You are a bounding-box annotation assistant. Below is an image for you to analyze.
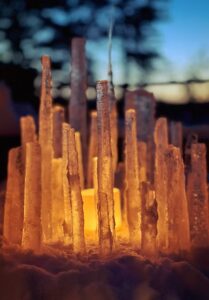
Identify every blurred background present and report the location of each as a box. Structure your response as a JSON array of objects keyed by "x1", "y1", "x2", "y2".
[{"x1": 0, "y1": 0, "x2": 209, "y2": 179}]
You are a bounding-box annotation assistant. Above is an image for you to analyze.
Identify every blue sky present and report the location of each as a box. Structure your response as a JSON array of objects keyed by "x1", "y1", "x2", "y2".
[
  {"x1": 113, "y1": 0, "x2": 209, "y2": 102},
  {"x1": 1, "y1": 0, "x2": 208, "y2": 87},
  {"x1": 36, "y1": 0, "x2": 209, "y2": 101},
  {"x1": 1, "y1": 0, "x2": 208, "y2": 101},
  {"x1": 92, "y1": 0, "x2": 209, "y2": 86},
  {"x1": 153, "y1": 0, "x2": 209, "y2": 82}
]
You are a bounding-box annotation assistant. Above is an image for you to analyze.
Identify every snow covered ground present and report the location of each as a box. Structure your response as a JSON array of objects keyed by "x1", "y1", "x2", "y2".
[{"x1": 0, "y1": 246, "x2": 209, "y2": 300}]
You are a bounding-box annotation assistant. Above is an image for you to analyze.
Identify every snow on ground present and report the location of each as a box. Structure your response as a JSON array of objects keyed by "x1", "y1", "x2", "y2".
[{"x1": 1, "y1": 246, "x2": 209, "y2": 300}]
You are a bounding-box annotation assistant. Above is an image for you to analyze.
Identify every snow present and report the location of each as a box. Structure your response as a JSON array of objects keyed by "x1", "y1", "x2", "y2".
[{"x1": 0, "y1": 246, "x2": 209, "y2": 299}]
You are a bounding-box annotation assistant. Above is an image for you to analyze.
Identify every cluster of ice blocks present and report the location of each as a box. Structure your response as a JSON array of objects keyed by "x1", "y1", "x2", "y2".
[{"x1": 3, "y1": 38, "x2": 209, "y2": 256}]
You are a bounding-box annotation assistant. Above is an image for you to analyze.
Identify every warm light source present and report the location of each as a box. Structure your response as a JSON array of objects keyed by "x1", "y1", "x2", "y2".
[
  {"x1": 3, "y1": 38, "x2": 209, "y2": 258},
  {"x1": 82, "y1": 188, "x2": 121, "y2": 233}
]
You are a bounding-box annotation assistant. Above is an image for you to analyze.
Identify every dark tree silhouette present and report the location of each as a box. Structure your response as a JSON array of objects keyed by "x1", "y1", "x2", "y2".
[{"x1": 0, "y1": 0, "x2": 168, "y2": 85}]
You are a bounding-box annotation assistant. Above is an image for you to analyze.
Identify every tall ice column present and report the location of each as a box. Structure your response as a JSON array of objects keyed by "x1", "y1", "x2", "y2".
[
  {"x1": 62, "y1": 123, "x2": 73, "y2": 244},
  {"x1": 165, "y1": 145, "x2": 190, "y2": 253},
  {"x1": 39, "y1": 55, "x2": 54, "y2": 242},
  {"x1": 68, "y1": 127, "x2": 85, "y2": 253},
  {"x1": 3, "y1": 147, "x2": 24, "y2": 245},
  {"x1": 187, "y1": 143, "x2": 209, "y2": 249},
  {"x1": 96, "y1": 80, "x2": 115, "y2": 254},
  {"x1": 22, "y1": 142, "x2": 41, "y2": 251},
  {"x1": 125, "y1": 109, "x2": 141, "y2": 248},
  {"x1": 154, "y1": 117, "x2": 169, "y2": 252}
]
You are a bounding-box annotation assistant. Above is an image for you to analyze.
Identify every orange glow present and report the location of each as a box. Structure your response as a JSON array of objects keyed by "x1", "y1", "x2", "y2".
[
  {"x1": 3, "y1": 40, "x2": 208, "y2": 257},
  {"x1": 82, "y1": 188, "x2": 121, "y2": 234}
]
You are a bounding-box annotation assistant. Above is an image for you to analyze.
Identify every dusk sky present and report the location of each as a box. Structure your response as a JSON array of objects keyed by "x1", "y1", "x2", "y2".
[
  {"x1": 0, "y1": 0, "x2": 209, "y2": 103},
  {"x1": 156, "y1": 0, "x2": 209, "y2": 81},
  {"x1": 97, "y1": 0, "x2": 209, "y2": 86},
  {"x1": 111, "y1": 0, "x2": 209, "y2": 103}
]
